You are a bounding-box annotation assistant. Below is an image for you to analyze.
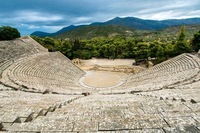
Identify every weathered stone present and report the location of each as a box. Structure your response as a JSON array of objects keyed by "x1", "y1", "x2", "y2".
[
  {"x1": 191, "y1": 99, "x2": 197, "y2": 104},
  {"x1": 181, "y1": 98, "x2": 186, "y2": 102},
  {"x1": 1, "y1": 37, "x2": 200, "y2": 132},
  {"x1": 164, "y1": 125, "x2": 200, "y2": 133},
  {"x1": 164, "y1": 117, "x2": 199, "y2": 127}
]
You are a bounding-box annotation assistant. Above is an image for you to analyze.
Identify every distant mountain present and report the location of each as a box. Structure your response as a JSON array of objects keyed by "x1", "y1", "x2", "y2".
[
  {"x1": 31, "y1": 17, "x2": 200, "y2": 38},
  {"x1": 54, "y1": 25, "x2": 87, "y2": 35},
  {"x1": 91, "y1": 17, "x2": 165, "y2": 30},
  {"x1": 31, "y1": 25, "x2": 84, "y2": 37},
  {"x1": 31, "y1": 31, "x2": 51, "y2": 37},
  {"x1": 55, "y1": 25, "x2": 150, "y2": 39},
  {"x1": 55, "y1": 24, "x2": 200, "y2": 40},
  {"x1": 92, "y1": 17, "x2": 200, "y2": 30}
]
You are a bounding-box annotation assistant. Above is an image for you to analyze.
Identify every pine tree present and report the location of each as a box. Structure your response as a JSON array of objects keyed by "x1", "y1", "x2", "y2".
[
  {"x1": 191, "y1": 30, "x2": 200, "y2": 52},
  {"x1": 174, "y1": 26, "x2": 191, "y2": 55}
]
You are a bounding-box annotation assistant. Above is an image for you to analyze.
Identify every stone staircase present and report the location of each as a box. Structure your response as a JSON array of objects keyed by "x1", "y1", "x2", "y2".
[{"x1": 0, "y1": 90, "x2": 83, "y2": 131}]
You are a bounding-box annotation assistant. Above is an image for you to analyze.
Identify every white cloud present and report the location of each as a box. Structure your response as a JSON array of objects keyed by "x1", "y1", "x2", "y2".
[
  {"x1": 4, "y1": 11, "x2": 64, "y2": 23},
  {"x1": 185, "y1": 10, "x2": 200, "y2": 18},
  {"x1": 20, "y1": 11, "x2": 63, "y2": 22},
  {"x1": 1, "y1": 0, "x2": 200, "y2": 35},
  {"x1": 139, "y1": 10, "x2": 182, "y2": 20},
  {"x1": 72, "y1": 16, "x2": 93, "y2": 24},
  {"x1": 19, "y1": 23, "x2": 63, "y2": 32},
  {"x1": 41, "y1": 26, "x2": 64, "y2": 32}
]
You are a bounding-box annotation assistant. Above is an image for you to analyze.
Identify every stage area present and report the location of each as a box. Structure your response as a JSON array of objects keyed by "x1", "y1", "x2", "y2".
[{"x1": 80, "y1": 71, "x2": 127, "y2": 88}]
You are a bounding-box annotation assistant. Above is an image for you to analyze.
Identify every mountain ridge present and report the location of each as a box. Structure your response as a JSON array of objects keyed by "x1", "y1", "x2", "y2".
[
  {"x1": 31, "y1": 17, "x2": 200, "y2": 37},
  {"x1": 54, "y1": 25, "x2": 150, "y2": 39}
]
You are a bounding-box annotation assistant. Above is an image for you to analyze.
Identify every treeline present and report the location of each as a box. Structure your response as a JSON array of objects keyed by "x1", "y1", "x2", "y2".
[
  {"x1": 32, "y1": 26, "x2": 200, "y2": 63},
  {"x1": 0, "y1": 26, "x2": 20, "y2": 40}
]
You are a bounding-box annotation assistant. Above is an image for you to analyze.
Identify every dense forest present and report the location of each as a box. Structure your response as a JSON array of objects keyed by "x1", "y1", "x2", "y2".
[{"x1": 32, "y1": 26, "x2": 200, "y2": 64}]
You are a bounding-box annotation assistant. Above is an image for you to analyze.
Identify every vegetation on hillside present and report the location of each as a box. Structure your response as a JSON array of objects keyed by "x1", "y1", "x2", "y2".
[
  {"x1": 32, "y1": 26, "x2": 200, "y2": 65},
  {"x1": 143, "y1": 24, "x2": 200, "y2": 42},
  {"x1": 55, "y1": 25, "x2": 150, "y2": 39},
  {"x1": 0, "y1": 26, "x2": 20, "y2": 40},
  {"x1": 53, "y1": 24, "x2": 200, "y2": 41},
  {"x1": 31, "y1": 17, "x2": 200, "y2": 37}
]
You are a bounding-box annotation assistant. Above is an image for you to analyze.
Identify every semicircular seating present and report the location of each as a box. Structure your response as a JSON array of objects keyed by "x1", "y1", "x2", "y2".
[
  {"x1": 0, "y1": 36, "x2": 48, "y2": 90},
  {"x1": 2, "y1": 52, "x2": 90, "y2": 94},
  {"x1": 1, "y1": 37, "x2": 200, "y2": 132},
  {"x1": 101, "y1": 53, "x2": 200, "y2": 94},
  {"x1": 0, "y1": 37, "x2": 95, "y2": 94}
]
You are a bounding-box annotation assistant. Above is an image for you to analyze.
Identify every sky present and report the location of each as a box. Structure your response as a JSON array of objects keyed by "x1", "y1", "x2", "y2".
[{"x1": 0, "y1": 0, "x2": 200, "y2": 35}]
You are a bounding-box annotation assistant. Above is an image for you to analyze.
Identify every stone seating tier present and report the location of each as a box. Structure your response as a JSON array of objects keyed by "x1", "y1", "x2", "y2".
[
  {"x1": 1, "y1": 37, "x2": 200, "y2": 132},
  {"x1": 1, "y1": 52, "x2": 87, "y2": 94},
  {"x1": 116, "y1": 54, "x2": 200, "y2": 92},
  {"x1": 6, "y1": 94, "x2": 200, "y2": 132},
  {"x1": 0, "y1": 90, "x2": 82, "y2": 131},
  {"x1": 0, "y1": 36, "x2": 47, "y2": 63},
  {"x1": 0, "y1": 36, "x2": 48, "y2": 89}
]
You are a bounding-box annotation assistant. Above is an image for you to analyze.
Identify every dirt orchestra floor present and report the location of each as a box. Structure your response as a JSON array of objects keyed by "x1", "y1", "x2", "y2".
[{"x1": 82, "y1": 71, "x2": 128, "y2": 88}]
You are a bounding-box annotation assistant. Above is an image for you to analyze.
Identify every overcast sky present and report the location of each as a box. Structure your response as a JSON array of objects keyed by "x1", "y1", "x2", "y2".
[{"x1": 0, "y1": 0, "x2": 200, "y2": 35}]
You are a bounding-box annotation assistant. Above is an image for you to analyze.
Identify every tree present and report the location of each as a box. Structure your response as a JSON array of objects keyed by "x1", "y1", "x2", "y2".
[
  {"x1": 60, "y1": 40, "x2": 73, "y2": 59},
  {"x1": 0, "y1": 26, "x2": 20, "y2": 40},
  {"x1": 177, "y1": 26, "x2": 186, "y2": 42},
  {"x1": 174, "y1": 26, "x2": 191, "y2": 55},
  {"x1": 156, "y1": 45, "x2": 165, "y2": 62},
  {"x1": 73, "y1": 50, "x2": 92, "y2": 59},
  {"x1": 191, "y1": 30, "x2": 200, "y2": 52},
  {"x1": 149, "y1": 41, "x2": 160, "y2": 58},
  {"x1": 165, "y1": 43, "x2": 175, "y2": 58},
  {"x1": 42, "y1": 37, "x2": 55, "y2": 52},
  {"x1": 136, "y1": 42, "x2": 149, "y2": 60}
]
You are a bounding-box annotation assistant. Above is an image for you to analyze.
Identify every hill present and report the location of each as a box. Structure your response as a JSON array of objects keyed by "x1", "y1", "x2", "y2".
[
  {"x1": 31, "y1": 25, "x2": 85, "y2": 37},
  {"x1": 55, "y1": 25, "x2": 150, "y2": 39},
  {"x1": 53, "y1": 24, "x2": 200, "y2": 40},
  {"x1": 31, "y1": 17, "x2": 200, "y2": 37},
  {"x1": 31, "y1": 31, "x2": 51, "y2": 37},
  {"x1": 93, "y1": 17, "x2": 200, "y2": 30},
  {"x1": 142, "y1": 24, "x2": 200, "y2": 41}
]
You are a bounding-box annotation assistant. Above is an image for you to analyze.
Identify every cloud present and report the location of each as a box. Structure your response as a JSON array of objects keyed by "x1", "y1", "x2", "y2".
[
  {"x1": 0, "y1": 0, "x2": 200, "y2": 35},
  {"x1": 17, "y1": 11, "x2": 63, "y2": 22},
  {"x1": 140, "y1": 10, "x2": 182, "y2": 20},
  {"x1": 1, "y1": 11, "x2": 64, "y2": 24}
]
